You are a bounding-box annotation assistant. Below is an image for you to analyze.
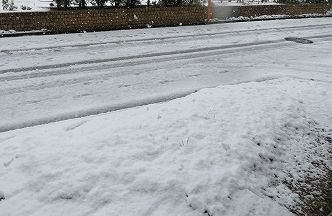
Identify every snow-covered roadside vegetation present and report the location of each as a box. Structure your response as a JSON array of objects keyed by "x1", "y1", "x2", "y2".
[
  {"x1": 0, "y1": 0, "x2": 328, "y2": 13},
  {"x1": 0, "y1": 77, "x2": 330, "y2": 216},
  {"x1": 0, "y1": 0, "x2": 51, "y2": 12}
]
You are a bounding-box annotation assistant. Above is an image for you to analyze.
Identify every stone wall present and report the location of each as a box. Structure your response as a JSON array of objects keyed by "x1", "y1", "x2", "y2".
[
  {"x1": 1, "y1": 4, "x2": 330, "y2": 33},
  {"x1": 0, "y1": 6, "x2": 208, "y2": 32},
  {"x1": 212, "y1": 4, "x2": 332, "y2": 20}
]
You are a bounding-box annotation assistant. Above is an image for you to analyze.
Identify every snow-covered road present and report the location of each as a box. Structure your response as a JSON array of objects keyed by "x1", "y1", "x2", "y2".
[{"x1": 0, "y1": 17, "x2": 332, "y2": 132}]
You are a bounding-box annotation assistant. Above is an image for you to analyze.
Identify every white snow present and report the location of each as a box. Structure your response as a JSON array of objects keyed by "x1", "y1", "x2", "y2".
[
  {"x1": 0, "y1": 0, "x2": 278, "y2": 12},
  {"x1": 0, "y1": 77, "x2": 331, "y2": 216},
  {"x1": 1, "y1": 18, "x2": 332, "y2": 132},
  {"x1": 212, "y1": 0, "x2": 280, "y2": 7},
  {"x1": 0, "y1": 18, "x2": 331, "y2": 216},
  {"x1": 222, "y1": 14, "x2": 332, "y2": 21},
  {"x1": 0, "y1": 0, "x2": 51, "y2": 12}
]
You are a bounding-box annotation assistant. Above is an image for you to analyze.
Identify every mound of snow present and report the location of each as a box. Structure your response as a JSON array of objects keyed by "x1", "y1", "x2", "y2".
[{"x1": 0, "y1": 77, "x2": 331, "y2": 216}]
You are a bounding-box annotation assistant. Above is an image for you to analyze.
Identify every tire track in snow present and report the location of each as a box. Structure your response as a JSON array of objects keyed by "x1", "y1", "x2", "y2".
[
  {"x1": 0, "y1": 39, "x2": 285, "y2": 74},
  {"x1": 1, "y1": 23, "x2": 331, "y2": 54},
  {"x1": 1, "y1": 35, "x2": 331, "y2": 132},
  {"x1": 1, "y1": 33, "x2": 332, "y2": 84},
  {"x1": 0, "y1": 40, "x2": 288, "y2": 95}
]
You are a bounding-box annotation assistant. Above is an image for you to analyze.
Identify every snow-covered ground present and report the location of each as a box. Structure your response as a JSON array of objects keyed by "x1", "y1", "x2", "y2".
[
  {"x1": 212, "y1": 0, "x2": 279, "y2": 6},
  {"x1": 0, "y1": 18, "x2": 332, "y2": 215},
  {"x1": 0, "y1": 0, "x2": 51, "y2": 12},
  {"x1": 0, "y1": 0, "x2": 278, "y2": 12},
  {"x1": 223, "y1": 13, "x2": 332, "y2": 21},
  {"x1": 1, "y1": 77, "x2": 330, "y2": 216},
  {"x1": 1, "y1": 18, "x2": 332, "y2": 132}
]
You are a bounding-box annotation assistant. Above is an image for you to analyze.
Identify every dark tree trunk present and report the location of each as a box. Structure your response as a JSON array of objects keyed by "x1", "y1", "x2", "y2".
[
  {"x1": 81, "y1": 0, "x2": 86, "y2": 8},
  {"x1": 64, "y1": 0, "x2": 68, "y2": 8}
]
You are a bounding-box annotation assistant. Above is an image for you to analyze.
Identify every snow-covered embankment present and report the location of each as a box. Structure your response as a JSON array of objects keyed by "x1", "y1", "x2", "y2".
[{"x1": 0, "y1": 77, "x2": 331, "y2": 216}]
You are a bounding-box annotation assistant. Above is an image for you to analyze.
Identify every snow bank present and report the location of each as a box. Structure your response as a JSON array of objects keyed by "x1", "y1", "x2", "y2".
[
  {"x1": 217, "y1": 14, "x2": 332, "y2": 22},
  {"x1": 0, "y1": 78, "x2": 331, "y2": 216},
  {"x1": 212, "y1": 0, "x2": 279, "y2": 7}
]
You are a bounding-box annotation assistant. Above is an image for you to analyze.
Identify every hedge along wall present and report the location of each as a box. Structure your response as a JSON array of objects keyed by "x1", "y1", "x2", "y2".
[
  {"x1": 0, "y1": 6, "x2": 208, "y2": 32},
  {"x1": 212, "y1": 4, "x2": 332, "y2": 20}
]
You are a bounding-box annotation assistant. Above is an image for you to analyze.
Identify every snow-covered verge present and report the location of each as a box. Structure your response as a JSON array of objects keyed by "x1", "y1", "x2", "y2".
[
  {"x1": 212, "y1": 0, "x2": 279, "y2": 7},
  {"x1": 0, "y1": 0, "x2": 275, "y2": 12},
  {"x1": 0, "y1": 77, "x2": 331, "y2": 216},
  {"x1": 222, "y1": 13, "x2": 332, "y2": 21},
  {"x1": 0, "y1": 29, "x2": 48, "y2": 37},
  {"x1": 208, "y1": 12, "x2": 332, "y2": 22},
  {"x1": 0, "y1": 0, "x2": 51, "y2": 12},
  {"x1": 0, "y1": 29, "x2": 15, "y2": 34}
]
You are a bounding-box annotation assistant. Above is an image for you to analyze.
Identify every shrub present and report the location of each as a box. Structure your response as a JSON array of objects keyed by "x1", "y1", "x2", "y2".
[{"x1": 2, "y1": 0, "x2": 17, "y2": 10}]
